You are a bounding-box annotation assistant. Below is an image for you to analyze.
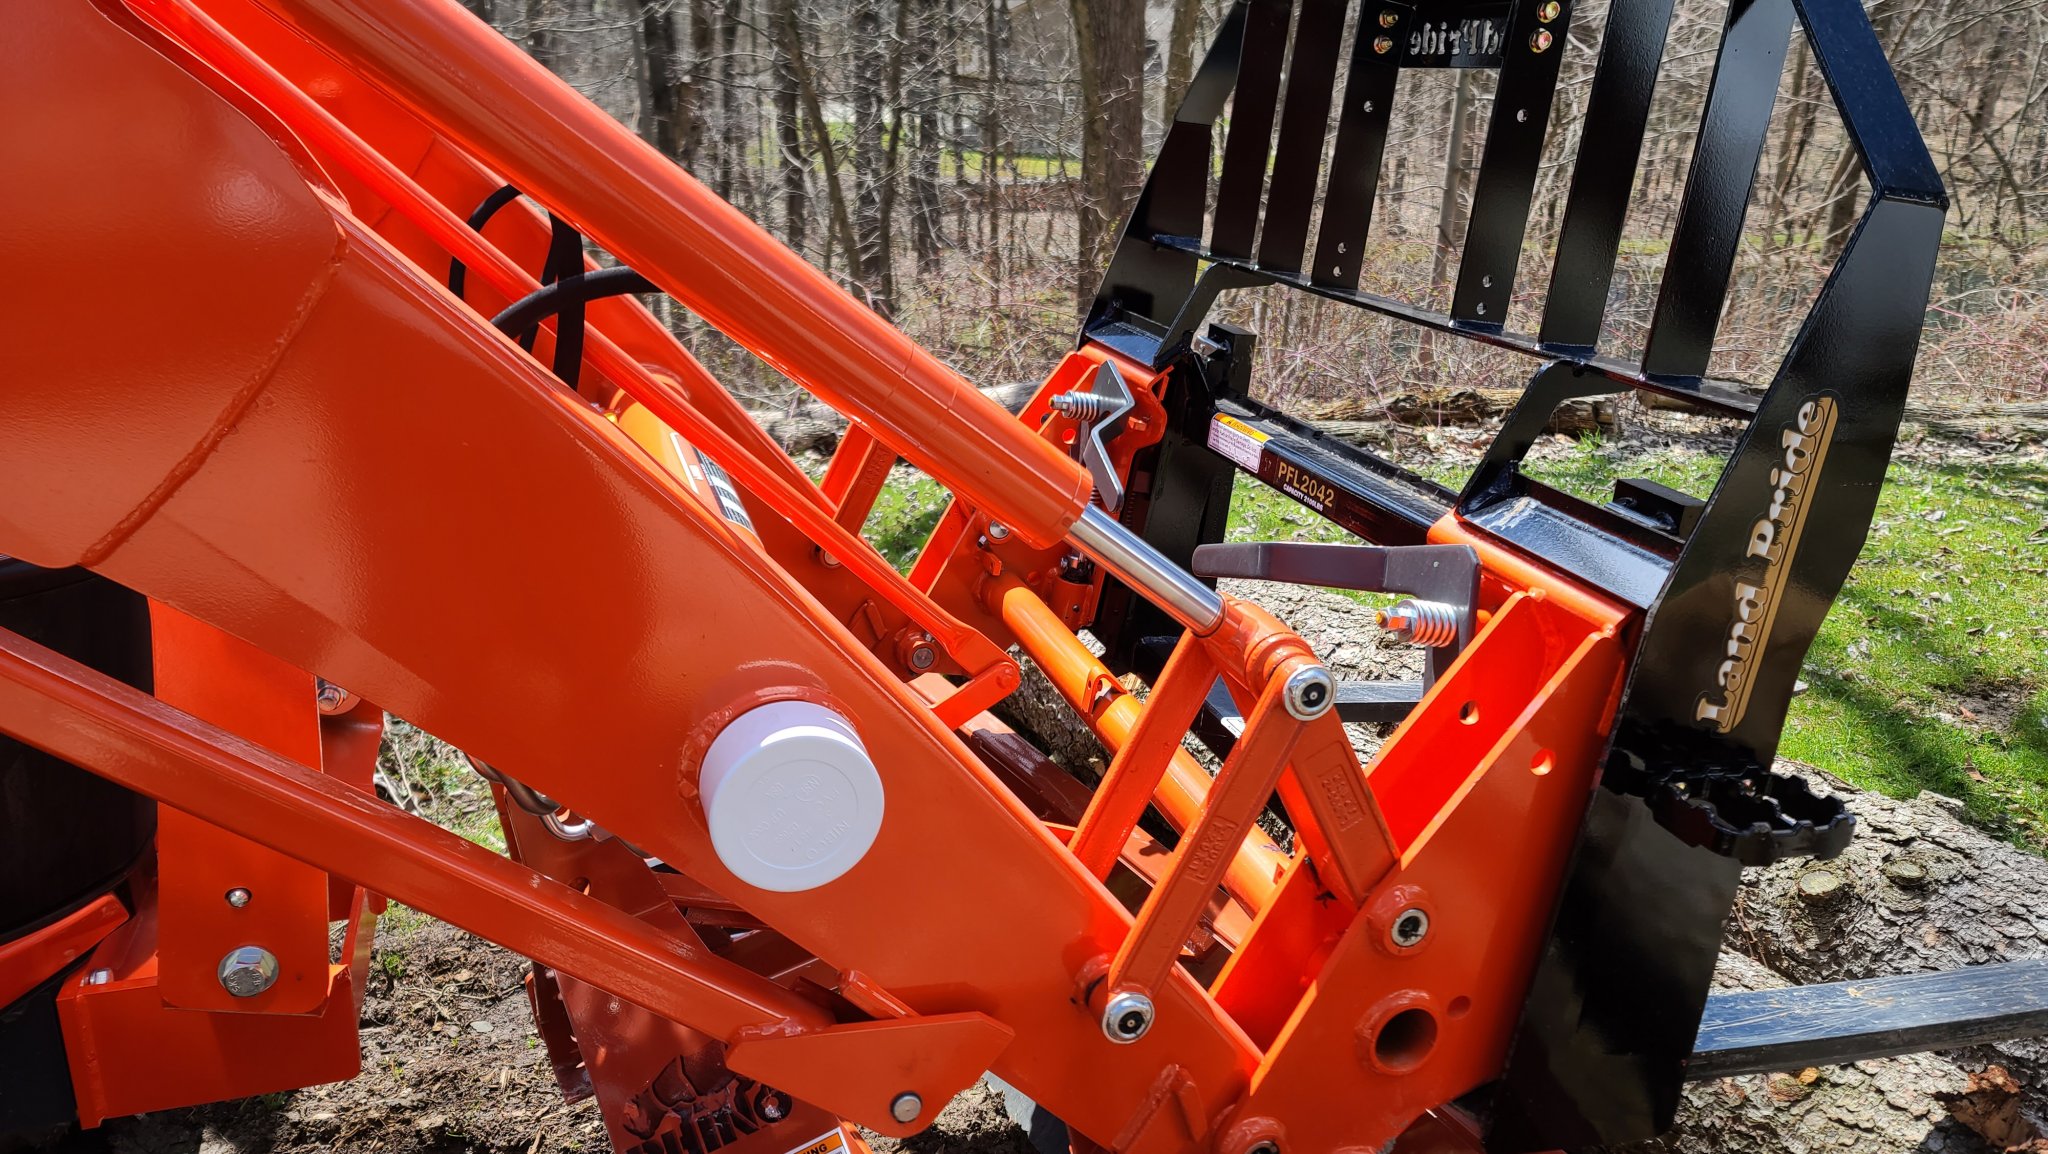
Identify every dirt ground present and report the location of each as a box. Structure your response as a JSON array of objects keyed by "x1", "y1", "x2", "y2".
[{"x1": 26, "y1": 916, "x2": 1030, "y2": 1154}]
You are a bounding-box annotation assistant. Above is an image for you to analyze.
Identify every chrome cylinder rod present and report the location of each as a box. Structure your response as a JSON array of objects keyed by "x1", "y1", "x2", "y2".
[{"x1": 1068, "y1": 506, "x2": 1227, "y2": 635}]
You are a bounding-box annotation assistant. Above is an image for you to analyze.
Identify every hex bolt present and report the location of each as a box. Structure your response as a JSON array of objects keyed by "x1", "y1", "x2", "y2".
[
  {"x1": 908, "y1": 641, "x2": 938, "y2": 671},
  {"x1": 1377, "y1": 9, "x2": 1399, "y2": 26},
  {"x1": 1101, "y1": 989, "x2": 1155, "y2": 1044},
  {"x1": 1373, "y1": 34, "x2": 1395, "y2": 54},
  {"x1": 1282, "y1": 665, "x2": 1335, "y2": 721},
  {"x1": 1537, "y1": 1, "x2": 1562, "y2": 21},
  {"x1": 225, "y1": 887, "x2": 253, "y2": 909},
  {"x1": 314, "y1": 679, "x2": 351, "y2": 715},
  {"x1": 217, "y1": 945, "x2": 280, "y2": 998},
  {"x1": 889, "y1": 1092, "x2": 923, "y2": 1124},
  {"x1": 1390, "y1": 907, "x2": 1430, "y2": 948},
  {"x1": 985, "y1": 521, "x2": 1012, "y2": 542},
  {"x1": 759, "y1": 1095, "x2": 789, "y2": 1123},
  {"x1": 1529, "y1": 28, "x2": 1554, "y2": 52}
]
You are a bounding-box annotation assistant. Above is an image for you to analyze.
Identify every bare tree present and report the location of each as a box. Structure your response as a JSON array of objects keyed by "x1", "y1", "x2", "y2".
[{"x1": 1069, "y1": 0, "x2": 1145, "y2": 314}]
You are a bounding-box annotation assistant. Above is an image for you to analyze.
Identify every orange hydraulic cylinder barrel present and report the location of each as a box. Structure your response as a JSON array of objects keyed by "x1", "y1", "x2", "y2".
[
  {"x1": 246, "y1": 0, "x2": 1093, "y2": 549},
  {"x1": 989, "y1": 576, "x2": 1284, "y2": 912}
]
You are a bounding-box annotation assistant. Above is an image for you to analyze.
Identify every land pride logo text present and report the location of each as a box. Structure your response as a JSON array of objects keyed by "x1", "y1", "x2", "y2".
[{"x1": 1695, "y1": 395, "x2": 1840, "y2": 733}]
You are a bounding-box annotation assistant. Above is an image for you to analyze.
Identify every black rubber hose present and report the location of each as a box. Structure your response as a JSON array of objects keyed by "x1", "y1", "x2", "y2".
[
  {"x1": 490, "y1": 266, "x2": 658, "y2": 349},
  {"x1": 445, "y1": 183, "x2": 525, "y2": 300}
]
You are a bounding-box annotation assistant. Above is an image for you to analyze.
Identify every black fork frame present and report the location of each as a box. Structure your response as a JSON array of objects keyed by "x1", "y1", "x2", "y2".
[{"x1": 1077, "y1": 0, "x2": 1950, "y2": 1148}]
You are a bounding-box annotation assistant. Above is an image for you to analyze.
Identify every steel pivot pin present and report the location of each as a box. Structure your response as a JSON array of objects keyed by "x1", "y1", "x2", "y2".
[
  {"x1": 1282, "y1": 665, "x2": 1335, "y2": 721},
  {"x1": 1391, "y1": 908, "x2": 1430, "y2": 948},
  {"x1": 1101, "y1": 989, "x2": 1155, "y2": 1043}
]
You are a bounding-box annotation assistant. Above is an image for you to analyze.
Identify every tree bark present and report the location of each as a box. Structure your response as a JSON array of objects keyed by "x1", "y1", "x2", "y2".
[
  {"x1": 1070, "y1": 0, "x2": 1146, "y2": 316},
  {"x1": 681, "y1": 0, "x2": 714, "y2": 172},
  {"x1": 716, "y1": 0, "x2": 742, "y2": 201},
  {"x1": 851, "y1": 0, "x2": 894, "y2": 316},
  {"x1": 769, "y1": 0, "x2": 807, "y2": 250},
  {"x1": 522, "y1": 0, "x2": 562, "y2": 77},
  {"x1": 772, "y1": 3, "x2": 860, "y2": 276},
  {"x1": 1161, "y1": 0, "x2": 1202, "y2": 131},
  {"x1": 908, "y1": 0, "x2": 946, "y2": 275},
  {"x1": 632, "y1": 0, "x2": 686, "y2": 160}
]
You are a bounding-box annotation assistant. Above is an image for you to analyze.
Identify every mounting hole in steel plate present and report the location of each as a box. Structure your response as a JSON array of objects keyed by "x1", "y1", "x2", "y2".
[
  {"x1": 1373, "y1": 1008, "x2": 1439, "y2": 1073},
  {"x1": 1446, "y1": 996, "x2": 1471, "y2": 1019},
  {"x1": 1530, "y1": 749, "x2": 1554, "y2": 776},
  {"x1": 1458, "y1": 701, "x2": 1479, "y2": 725}
]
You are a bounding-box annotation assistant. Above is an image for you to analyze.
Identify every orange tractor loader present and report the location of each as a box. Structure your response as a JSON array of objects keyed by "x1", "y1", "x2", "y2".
[{"x1": 1, "y1": 0, "x2": 2038, "y2": 1152}]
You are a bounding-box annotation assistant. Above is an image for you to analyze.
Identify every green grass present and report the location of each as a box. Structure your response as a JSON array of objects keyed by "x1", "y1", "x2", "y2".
[
  {"x1": 860, "y1": 469, "x2": 950, "y2": 572},
  {"x1": 1442, "y1": 436, "x2": 2048, "y2": 846},
  {"x1": 852, "y1": 435, "x2": 2048, "y2": 847},
  {"x1": 381, "y1": 719, "x2": 505, "y2": 852}
]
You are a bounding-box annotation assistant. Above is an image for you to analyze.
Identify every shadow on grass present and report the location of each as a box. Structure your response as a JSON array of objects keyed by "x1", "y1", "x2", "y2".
[{"x1": 1785, "y1": 454, "x2": 2048, "y2": 845}]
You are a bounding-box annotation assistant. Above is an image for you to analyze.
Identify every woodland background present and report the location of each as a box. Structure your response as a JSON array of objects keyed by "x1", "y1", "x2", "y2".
[
  {"x1": 457, "y1": 0, "x2": 2047, "y2": 413},
  {"x1": 441, "y1": 0, "x2": 2048, "y2": 842}
]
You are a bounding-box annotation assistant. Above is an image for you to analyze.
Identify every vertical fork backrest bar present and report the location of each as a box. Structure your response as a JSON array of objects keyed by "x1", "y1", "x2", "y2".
[
  {"x1": 1639, "y1": 0, "x2": 1796, "y2": 380},
  {"x1": 1449, "y1": 0, "x2": 1577, "y2": 326},
  {"x1": 1538, "y1": 0, "x2": 1679, "y2": 350},
  {"x1": 1209, "y1": 0, "x2": 1295, "y2": 260},
  {"x1": 1255, "y1": 0, "x2": 1350, "y2": 274},
  {"x1": 1308, "y1": 1, "x2": 1407, "y2": 289}
]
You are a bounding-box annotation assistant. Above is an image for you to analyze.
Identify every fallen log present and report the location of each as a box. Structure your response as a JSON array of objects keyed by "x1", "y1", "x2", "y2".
[
  {"x1": 758, "y1": 381, "x2": 1039, "y2": 456},
  {"x1": 1303, "y1": 386, "x2": 1616, "y2": 436}
]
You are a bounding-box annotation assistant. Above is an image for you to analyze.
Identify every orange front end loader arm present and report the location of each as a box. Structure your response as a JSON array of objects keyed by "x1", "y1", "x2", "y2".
[{"x1": 0, "y1": 1, "x2": 1991, "y2": 1153}]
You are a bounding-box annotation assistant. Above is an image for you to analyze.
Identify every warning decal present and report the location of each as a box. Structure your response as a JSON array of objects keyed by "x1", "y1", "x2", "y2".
[
  {"x1": 782, "y1": 1129, "x2": 850, "y2": 1154},
  {"x1": 1207, "y1": 413, "x2": 1268, "y2": 471}
]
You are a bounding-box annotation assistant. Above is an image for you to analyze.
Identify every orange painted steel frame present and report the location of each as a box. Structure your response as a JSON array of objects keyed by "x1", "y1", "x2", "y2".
[{"x1": 0, "y1": 2, "x2": 1638, "y2": 1152}]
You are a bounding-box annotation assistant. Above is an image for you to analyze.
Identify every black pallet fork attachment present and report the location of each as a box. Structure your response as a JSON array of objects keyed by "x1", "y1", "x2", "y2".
[{"x1": 1062, "y1": 0, "x2": 2020, "y2": 1150}]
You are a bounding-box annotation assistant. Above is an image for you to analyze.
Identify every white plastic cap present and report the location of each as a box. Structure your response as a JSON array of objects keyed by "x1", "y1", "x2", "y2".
[{"x1": 698, "y1": 700, "x2": 884, "y2": 892}]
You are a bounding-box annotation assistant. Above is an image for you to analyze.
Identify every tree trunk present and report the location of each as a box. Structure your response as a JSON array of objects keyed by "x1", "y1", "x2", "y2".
[
  {"x1": 850, "y1": 0, "x2": 894, "y2": 316},
  {"x1": 1162, "y1": 0, "x2": 1202, "y2": 130},
  {"x1": 1070, "y1": 0, "x2": 1146, "y2": 316},
  {"x1": 773, "y1": 2, "x2": 859, "y2": 275},
  {"x1": 681, "y1": 0, "x2": 714, "y2": 173},
  {"x1": 908, "y1": 0, "x2": 946, "y2": 275},
  {"x1": 1418, "y1": 70, "x2": 1477, "y2": 374},
  {"x1": 770, "y1": 0, "x2": 807, "y2": 250},
  {"x1": 522, "y1": 0, "x2": 562, "y2": 76},
  {"x1": 716, "y1": 0, "x2": 742, "y2": 201},
  {"x1": 981, "y1": 0, "x2": 1003, "y2": 277},
  {"x1": 632, "y1": 0, "x2": 686, "y2": 160}
]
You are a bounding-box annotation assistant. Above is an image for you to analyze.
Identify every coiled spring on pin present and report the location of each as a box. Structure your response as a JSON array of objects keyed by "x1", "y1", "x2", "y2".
[
  {"x1": 1376, "y1": 598, "x2": 1460, "y2": 648},
  {"x1": 1048, "y1": 391, "x2": 1122, "y2": 422}
]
